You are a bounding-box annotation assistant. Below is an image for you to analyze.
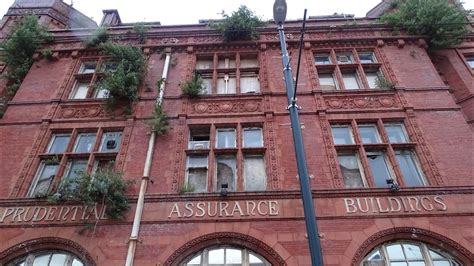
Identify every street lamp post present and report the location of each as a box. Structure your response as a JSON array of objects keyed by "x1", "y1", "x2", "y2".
[{"x1": 273, "y1": 1, "x2": 324, "y2": 265}]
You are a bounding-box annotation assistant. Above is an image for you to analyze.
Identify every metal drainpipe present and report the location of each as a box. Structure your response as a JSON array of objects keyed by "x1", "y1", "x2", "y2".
[{"x1": 125, "y1": 52, "x2": 171, "y2": 266}]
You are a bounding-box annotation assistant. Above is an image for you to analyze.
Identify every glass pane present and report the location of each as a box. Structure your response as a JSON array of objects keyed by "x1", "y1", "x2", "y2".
[
  {"x1": 359, "y1": 125, "x2": 380, "y2": 144},
  {"x1": 466, "y1": 57, "x2": 474, "y2": 68},
  {"x1": 249, "y1": 254, "x2": 264, "y2": 263},
  {"x1": 71, "y1": 82, "x2": 89, "y2": 99},
  {"x1": 408, "y1": 262, "x2": 426, "y2": 266},
  {"x1": 336, "y1": 53, "x2": 353, "y2": 64},
  {"x1": 196, "y1": 59, "x2": 213, "y2": 70},
  {"x1": 100, "y1": 132, "x2": 122, "y2": 152},
  {"x1": 226, "y1": 248, "x2": 242, "y2": 263},
  {"x1": 244, "y1": 156, "x2": 266, "y2": 191},
  {"x1": 319, "y1": 73, "x2": 337, "y2": 90},
  {"x1": 429, "y1": 250, "x2": 445, "y2": 260},
  {"x1": 216, "y1": 129, "x2": 236, "y2": 148},
  {"x1": 72, "y1": 258, "x2": 84, "y2": 266},
  {"x1": 315, "y1": 54, "x2": 331, "y2": 64},
  {"x1": 187, "y1": 254, "x2": 202, "y2": 265},
  {"x1": 79, "y1": 62, "x2": 97, "y2": 73},
  {"x1": 240, "y1": 57, "x2": 258, "y2": 68},
  {"x1": 201, "y1": 77, "x2": 212, "y2": 94},
  {"x1": 187, "y1": 168, "x2": 207, "y2": 193},
  {"x1": 404, "y1": 244, "x2": 423, "y2": 260},
  {"x1": 387, "y1": 244, "x2": 405, "y2": 260},
  {"x1": 432, "y1": 261, "x2": 450, "y2": 266},
  {"x1": 342, "y1": 73, "x2": 360, "y2": 90},
  {"x1": 188, "y1": 156, "x2": 208, "y2": 167},
  {"x1": 217, "y1": 57, "x2": 236, "y2": 68},
  {"x1": 47, "y1": 134, "x2": 70, "y2": 153},
  {"x1": 93, "y1": 159, "x2": 115, "y2": 175},
  {"x1": 74, "y1": 133, "x2": 96, "y2": 153},
  {"x1": 208, "y1": 249, "x2": 225, "y2": 264},
  {"x1": 338, "y1": 154, "x2": 364, "y2": 188},
  {"x1": 331, "y1": 126, "x2": 353, "y2": 144},
  {"x1": 243, "y1": 128, "x2": 263, "y2": 147},
  {"x1": 216, "y1": 155, "x2": 236, "y2": 192},
  {"x1": 366, "y1": 72, "x2": 378, "y2": 89},
  {"x1": 217, "y1": 74, "x2": 236, "y2": 94},
  {"x1": 65, "y1": 159, "x2": 88, "y2": 179},
  {"x1": 359, "y1": 52, "x2": 376, "y2": 63},
  {"x1": 396, "y1": 151, "x2": 424, "y2": 186},
  {"x1": 391, "y1": 263, "x2": 408, "y2": 266},
  {"x1": 367, "y1": 152, "x2": 393, "y2": 187},
  {"x1": 32, "y1": 163, "x2": 58, "y2": 196},
  {"x1": 50, "y1": 253, "x2": 67, "y2": 266},
  {"x1": 385, "y1": 124, "x2": 408, "y2": 143},
  {"x1": 241, "y1": 75, "x2": 260, "y2": 93},
  {"x1": 93, "y1": 86, "x2": 109, "y2": 98},
  {"x1": 33, "y1": 254, "x2": 51, "y2": 266},
  {"x1": 366, "y1": 249, "x2": 383, "y2": 261}
]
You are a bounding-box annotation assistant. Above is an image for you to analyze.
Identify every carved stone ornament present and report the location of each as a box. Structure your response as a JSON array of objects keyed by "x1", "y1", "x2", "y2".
[
  {"x1": 191, "y1": 100, "x2": 261, "y2": 114},
  {"x1": 56, "y1": 104, "x2": 124, "y2": 119},
  {"x1": 0, "y1": 237, "x2": 96, "y2": 265},
  {"x1": 324, "y1": 95, "x2": 400, "y2": 110},
  {"x1": 164, "y1": 232, "x2": 286, "y2": 266},
  {"x1": 351, "y1": 227, "x2": 473, "y2": 265}
]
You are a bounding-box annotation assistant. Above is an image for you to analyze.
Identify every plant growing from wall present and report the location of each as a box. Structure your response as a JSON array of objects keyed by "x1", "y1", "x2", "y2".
[
  {"x1": 210, "y1": 5, "x2": 265, "y2": 42},
  {"x1": 148, "y1": 104, "x2": 169, "y2": 135},
  {"x1": 179, "y1": 182, "x2": 195, "y2": 194},
  {"x1": 0, "y1": 16, "x2": 51, "y2": 117},
  {"x1": 42, "y1": 49, "x2": 53, "y2": 60},
  {"x1": 48, "y1": 168, "x2": 133, "y2": 219},
  {"x1": 133, "y1": 23, "x2": 148, "y2": 44},
  {"x1": 375, "y1": 73, "x2": 395, "y2": 89},
  {"x1": 181, "y1": 72, "x2": 205, "y2": 98},
  {"x1": 98, "y1": 43, "x2": 146, "y2": 114},
  {"x1": 380, "y1": 0, "x2": 468, "y2": 49},
  {"x1": 85, "y1": 27, "x2": 108, "y2": 48}
]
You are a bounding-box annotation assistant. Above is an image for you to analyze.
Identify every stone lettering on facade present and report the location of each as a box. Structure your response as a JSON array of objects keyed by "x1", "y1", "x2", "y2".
[
  {"x1": 343, "y1": 196, "x2": 447, "y2": 214},
  {"x1": 167, "y1": 201, "x2": 280, "y2": 219}
]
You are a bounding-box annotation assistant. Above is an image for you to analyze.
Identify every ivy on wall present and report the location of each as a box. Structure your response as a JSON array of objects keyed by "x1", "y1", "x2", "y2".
[{"x1": 211, "y1": 5, "x2": 265, "y2": 42}]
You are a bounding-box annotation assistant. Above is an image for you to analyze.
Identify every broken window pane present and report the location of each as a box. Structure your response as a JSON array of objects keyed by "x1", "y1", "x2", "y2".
[
  {"x1": 186, "y1": 156, "x2": 208, "y2": 193},
  {"x1": 244, "y1": 155, "x2": 266, "y2": 191},
  {"x1": 337, "y1": 153, "x2": 365, "y2": 188},
  {"x1": 216, "y1": 155, "x2": 236, "y2": 192}
]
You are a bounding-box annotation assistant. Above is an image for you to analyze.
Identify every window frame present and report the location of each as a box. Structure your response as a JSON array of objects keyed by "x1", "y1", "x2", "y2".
[
  {"x1": 194, "y1": 53, "x2": 260, "y2": 95},
  {"x1": 67, "y1": 59, "x2": 112, "y2": 100}
]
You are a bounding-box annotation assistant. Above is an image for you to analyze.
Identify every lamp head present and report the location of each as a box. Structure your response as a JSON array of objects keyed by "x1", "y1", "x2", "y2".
[{"x1": 273, "y1": 0, "x2": 287, "y2": 24}]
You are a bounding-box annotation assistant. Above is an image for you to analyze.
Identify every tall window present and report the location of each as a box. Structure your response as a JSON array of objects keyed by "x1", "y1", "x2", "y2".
[
  {"x1": 8, "y1": 250, "x2": 84, "y2": 266},
  {"x1": 195, "y1": 53, "x2": 260, "y2": 95},
  {"x1": 69, "y1": 60, "x2": 116, "y2": 100},
  {"x1": 331, "y1": 121, "x2": 426, "y2": 188},
  {"x1": 28, "y1": 129, "x2": 122, "y2": 197},
  {"x1": 183, "y1": 246, "x2": 270, "y2": 266},
  {"x1": 315, "y1": 49, "x2": 389, "y2": 90},
  {"x1": 362, "y1": 241, "x2": 462, "y2": 266},
  {"x1": 185, "y1": 125, "x2": 266, "y2": 193}
]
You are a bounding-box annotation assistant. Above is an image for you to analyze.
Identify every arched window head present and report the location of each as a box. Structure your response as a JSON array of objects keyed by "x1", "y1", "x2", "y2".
[
  {"x1": 7, "y1": 250, "x2": 84, "y2": 266},
  {"x1": 182, "y1": 246, "x2": 270, "y2": 266},
  {"x1": 362, "y1": 241, "x2": 462, "y2": 266}
]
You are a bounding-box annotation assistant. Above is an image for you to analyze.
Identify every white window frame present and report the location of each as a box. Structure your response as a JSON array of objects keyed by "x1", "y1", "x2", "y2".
[
  {"x1": 395, "y1": 150, "x2": 427, "y2": 187},
  {"x1": 78, "y1": 62, "x2": 97, "y2": 74},
  {"x1": 342, "y1": 72, "x2": 361, "y2": 90},
  {"x1": 358, "y1": 124, "x2": 381, "y2": 144},
  {"x1": 73, "y1": 133, "x2": 96, "y2": 153},
  {"x1": 336, "y1": 52, "x2": 354, "y2": 64},
  {"x1": 366, "y1": 151, "x2": 395, "y2": 187},
  {"x1": 331, "y1": 125, "x2": 355, "y2": 145},
  {"x1": 28, "y1": 161, "x2": 58, "y2": 197},
  {"x1": 69, "y1": 80, "x2": 89, "y2": 99},
  {"x1": 337, "y1": 152, "x2": 368, "y2": 188},
  {"x1": 318, "y1": 72, "x2": 339, "y2": 90},
  {"x1": 184, "y1": 246, "x2": 270, "y2": 266},
  {"x1": 243, "y1": 127, "x2": 263, "y2": 147},
  {"x1": 315, "y1": 53, "x2": 332, "y2": 65},
  {"x1": 358, "y1": 52, "x2": 377, "y2": 64},
  {"x1": 243, "y1": 155, "x2": 267, "y2": 191},
  {"x1": 99, "y1": 132, "x2": 122, "y2": 152},
  {"x1": 185, "y1": 156, "x2": 209, "y2": 193},
  {"x1": 215, "y1": 155, "x2": 237, "y2": 192},
  {"x1": 384, "y1": 123, "x2": 409, "y2": 143}
]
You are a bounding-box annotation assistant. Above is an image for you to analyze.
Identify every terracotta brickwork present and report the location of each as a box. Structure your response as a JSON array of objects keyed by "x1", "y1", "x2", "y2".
[{"x1": 0, "y1": 1, "x2": 473, "y2": 265}]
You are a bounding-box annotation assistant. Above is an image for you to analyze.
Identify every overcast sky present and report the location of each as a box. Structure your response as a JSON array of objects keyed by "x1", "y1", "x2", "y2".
[{"x1": 0, "y1": 0, "x2": 473, "y2": 26}]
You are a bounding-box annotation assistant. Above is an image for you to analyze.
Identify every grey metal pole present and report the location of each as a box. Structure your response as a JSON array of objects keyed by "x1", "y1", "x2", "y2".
[{"x1": 276, "y1": 23, "x2": 324, "y2": 266}]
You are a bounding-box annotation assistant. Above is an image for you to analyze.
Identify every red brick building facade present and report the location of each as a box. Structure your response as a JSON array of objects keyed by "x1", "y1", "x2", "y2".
[{"x1": 0, "y1": 1, "x2": 472, "y2": 265}]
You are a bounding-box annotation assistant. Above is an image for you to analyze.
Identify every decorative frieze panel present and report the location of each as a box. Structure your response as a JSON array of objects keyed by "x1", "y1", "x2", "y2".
[
  {"x1": 190, "y1": 100, "x2": 262, "y2": 114},
  {"x1": 55, "y1": 104, "x2": 124, "y2": 120},
  {"x1": 323, "y1": 94, "x2": 401, "y2": 110}
]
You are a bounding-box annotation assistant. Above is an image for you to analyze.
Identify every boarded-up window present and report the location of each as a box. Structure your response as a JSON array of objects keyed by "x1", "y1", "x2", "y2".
[
  {"x1": 244, "y1": 156, "x2": 266, "y2": 191},
  {"x1": 186, "y1": 156, "x2": 208, "y2": 192},
  {"x1": 216, "y1": 155, "x2": 236, "y2": 192}
]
